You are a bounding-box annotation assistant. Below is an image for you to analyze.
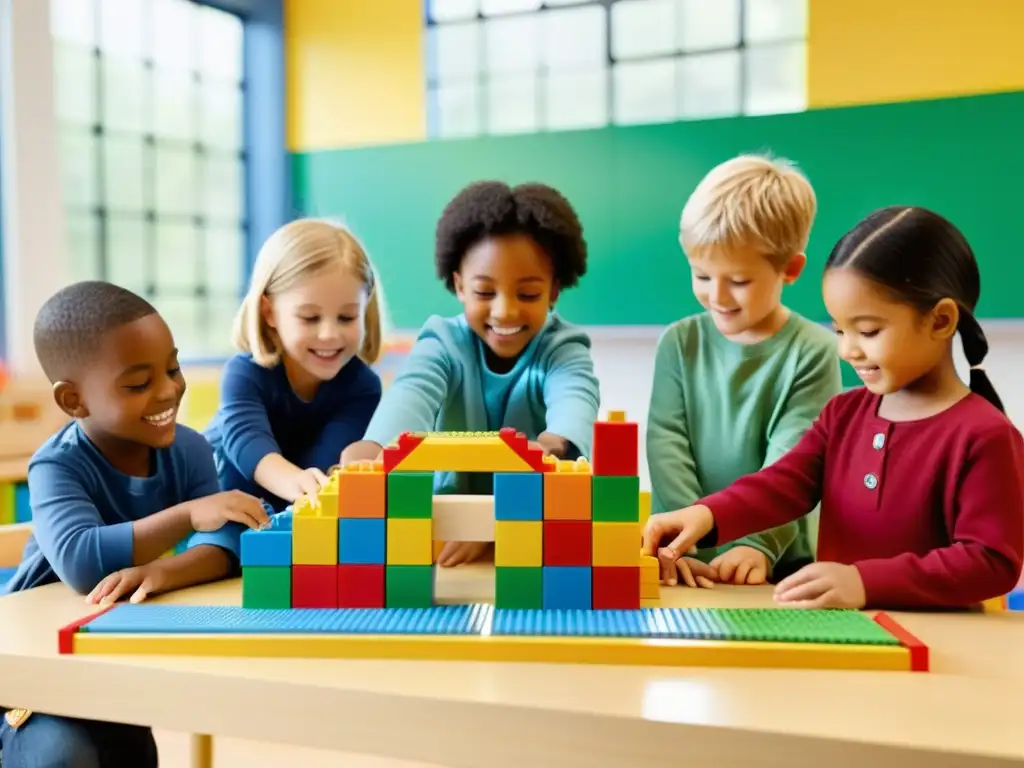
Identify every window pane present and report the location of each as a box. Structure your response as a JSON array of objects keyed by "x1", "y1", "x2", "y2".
[
  {"x1": 98, "y1": 0, "x2": 146, "y2": 60},
  {"x1": 54, "y1": 43, "x2": 97, "y2": 125},
  {"x1": 744, "y1": 0, "x2": 807, "y2": 43},
  {"x1": 199, "y1": 82, "x2": 242, "y2": 150},
  {"x1": 106, "y1": 214, "x2": 148, "y2": 293},
  {"x1": 486, "y1": 74, "x2": 539, "y2": 134},
  {"x1": 154, "y1": 143, "x2": 198, "y2": 215},
  {"x1": 51, "y1": 0, "x2": 97, "y2": 46},
  {"x1": 154, "y1": 221, "x2": 200, "y2": 291},
  {"x1": 611, "y1": 0, "x2": 677, "y2": 61},
  {"x1": 744, "y1": 42, "x2": 805, "y2": 114},
  {"x1": 429, "y1": 0, "x2": 480, "y2": 23},
  {"x1": 151, "y1": 0, "x2": 195, "y2": 72},
  {"x1": 153, "y1": 71, "x2": 197, "y2": 141},
  {"x1": 613, "y1": 59, "x2": 676, "y2": 125},
  {"x1": 203, "y1": 296, "x2": 237, "y2": 357},
  {"x1": 103, "y1": 135, "x2": 147, "y2": 213},
  {"x1": 202, "y1": 154, "x2": 243, "y2": 222},
  {"x1": 157, "y1": 296, "x2": 202, "y2": 357},
  {"x1": 432, "y1": 21, "x2": 482, "y2": 81},
  {"x1": 678, "y1": 0, "x2": 741, "y2": 51},
  {"x1": 101, "y1": 58, "x2": 147, "y2": 133},
  {"x1": 481, "y1": 0, "x2": 541, "y2": 15},
  {"x1": 58, "y1": 128, "x2": 98, "y2": 209},
  {"x1": 544, "y1": 69, "x2": 608, "y2": 130},
  {"x1": 543, "y1": 6, "x2": 607, "y2": 71},
  {"x1": 65, "y1": 212, "x2": 101, "y2": 282},
  {"x1": 484, "y1": 15, "x2": 539, "y2": 75},
  {"x1": 199, "y1": 5, "x2": 243, "y2": 84},
  {"x1": 436, "y1": 82, "x2": 481, "y2": 138},
  {"x1": 203, "y1": 226, "x2": 244, "y2": 297},
  {"x1": 677, "y1": 50, "x2": 741, "y2": 118}
]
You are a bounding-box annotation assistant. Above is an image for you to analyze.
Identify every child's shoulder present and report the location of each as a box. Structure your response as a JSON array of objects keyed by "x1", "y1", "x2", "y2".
[
  {"x1": 170, "y1": 422, "x2": 216, "y2": 458},
  {"x1": 222, "y1": 352, "x2": 273, "y2": 381},
  {"x1": 785, "y1": 312, "x2": 836, "y2": 350},
  {"x1": 946, "y1": 394, "x2": 1024, "y2": 447},
  {"x1": 29, "y1": 420, "x2": 87, "y2": 468},
  {"x1": 656, "y1": 313, "x2": 708, "y2": 346}
]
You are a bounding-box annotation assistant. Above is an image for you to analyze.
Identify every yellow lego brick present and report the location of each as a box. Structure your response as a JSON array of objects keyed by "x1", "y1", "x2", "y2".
[
  {"x1": 72, "y1": 633, "x2": 912, "y2": 672},
  {"x1": 640, "y1": 554, "x2": 659, "y2": 581},
  {"x1": 982, "y1": 595, "x2": 1007, "y2": 612},
  {"x1": 607, "y1": 410, "x2": 627, "y2": 423},
  {"x1": 552, "y1": 457, "x2": 591, "y2": 474},
  {"x1": 0, "y1": 484, "x2": 14, "y2": 525},
  {"x1": 639, "y1": 489, "x2": 651, "y2": 526},
  {"x1": 386, "y1": 518, "x2": 433, "y2": 565},
  {"x1": 592, "y1": 522, "x2": 640, "y2": 567},
  {"x1": 315, "y1": 472, "x2": 339, "y2": 517},
  {"x1": 640, "y1": 597, "x2": 661, "y2": 608},
  {"x1": 641, "y1": 582, "x2": 660, "y2": 599},
  {"x1": 293, "y1": 515, "x2": 338, "y2": 565},
  {"x1": 494, "y1": 521, "x2": 542, "y2": 566},
  {"x1": 393, "y1": 434, "x2": 534, "y2": 472}
]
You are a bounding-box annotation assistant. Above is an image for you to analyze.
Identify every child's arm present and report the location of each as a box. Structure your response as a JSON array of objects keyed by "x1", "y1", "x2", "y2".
[
  {"x1": 724, "y1": 343, "x2": 842, "y2": 567},
  {"x1": 540, "y1": 337, "x2": 600, "y2": 459},
  {"x1": 853, "y1": 427, "x2": 1024, "y2": 608},
  {"x1": 646, "y1": 330, "x2": 706, "y2": 512},
  {"x1": 297, "y1": 367, "x2": 382, "y2": 471},
  {"x1": 348, "y1": 334, "x2": 453, "y2": 462}
]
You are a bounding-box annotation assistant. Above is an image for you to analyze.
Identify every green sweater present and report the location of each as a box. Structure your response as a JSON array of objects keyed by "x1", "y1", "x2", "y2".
[{"x1": 646, "y1": 311, "x2": 842, "y2": 572}]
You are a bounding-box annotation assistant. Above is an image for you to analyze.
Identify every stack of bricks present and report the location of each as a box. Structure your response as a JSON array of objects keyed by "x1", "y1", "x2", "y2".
[{"x1": 241, "y1": 461, "x2": 437, "y2": 609}]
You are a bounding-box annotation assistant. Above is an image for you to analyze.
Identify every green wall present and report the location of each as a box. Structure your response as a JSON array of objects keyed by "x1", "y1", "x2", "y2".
[{"x1": 292, "y1": 90, "x2": 1023, "y2": 330}]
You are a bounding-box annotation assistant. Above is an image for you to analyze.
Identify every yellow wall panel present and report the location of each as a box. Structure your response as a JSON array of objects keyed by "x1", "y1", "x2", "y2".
[
  {"x1": 285, "y1": 0, "x2": 426, "y2": 151},
  {"x1": 809, "y1": 0, "x2": 1024, "y2": 108}
]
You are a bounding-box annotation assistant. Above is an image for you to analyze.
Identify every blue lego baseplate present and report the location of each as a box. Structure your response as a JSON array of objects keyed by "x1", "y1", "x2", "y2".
[{"x1": 76, "y1": 604, "x2": 901, "y2": 645}]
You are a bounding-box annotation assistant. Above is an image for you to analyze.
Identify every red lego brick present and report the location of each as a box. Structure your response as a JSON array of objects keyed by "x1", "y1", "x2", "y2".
[
  {"x1": 382, "y1": 432, "x2": 425, "y2": 472},
  {"x1": 499, "y1": 428, "x2": 551, "y2": 472},
  {"x1": 543, "y1": 520, "x2": 592, "y2": 566},
  {"x1": 592, "y1": 421, "x2": 638, "y2": 476},
  {"x1": 57, "y1": 605, "x2": 116, "y2": 654},
  {"x1": 338, "y1": 564, "x2": 385, "y2": 608},
  {"x1": 292, "y1": 564, "x2": 338, "y2": 608},
  {"x1": 873, "y1": 612, "x2": 929, "y2": 672},
  {"x1": 592, "y1": 566, "x2": 640, "y2": 609}
]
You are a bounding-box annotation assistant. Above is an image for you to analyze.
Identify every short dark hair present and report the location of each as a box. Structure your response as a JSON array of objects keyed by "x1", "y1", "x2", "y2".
[
  {"x1": 33, "y1": 281, "x2": 158, "y2": 382},
  {"x1": 435, "y1": 181, "x2": 588, "y2": 293},
  {"x1": 826, "y1": 206, "x2": 1003, "y2": 412}
]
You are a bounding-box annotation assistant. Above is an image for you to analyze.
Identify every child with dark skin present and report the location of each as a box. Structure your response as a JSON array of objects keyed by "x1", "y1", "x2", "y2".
[
  {"x1": 342, "y1": 181, "x2": 600, "y2": 566},
  {"x1": 1, "y1": 281, "x2": 268, "y2": 768}
]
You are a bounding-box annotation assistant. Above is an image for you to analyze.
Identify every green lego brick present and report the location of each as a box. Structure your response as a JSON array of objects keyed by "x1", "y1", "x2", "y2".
[
  {"x1": 0, "y1": 484, "x2": 14, "y2": 525},
  {"x1": 592, "y1": 476, "x2": 640, "y2": 522},
  {"x1": 242, "y1": 566, "x2": 291, "y2": 609},
  {"x1": 386, "y1": 565, "x2": 434, "y2": 607},
  {"x1": 495, "y1": 566, "x2": 543, "y2": 609},
  {"x1": 386, "y1": 472, "x2": 434, "y2": 518}
]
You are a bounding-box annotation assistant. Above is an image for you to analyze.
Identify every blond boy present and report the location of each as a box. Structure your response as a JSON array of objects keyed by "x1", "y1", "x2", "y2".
[{"x1": 647, "y1": 155, "x2": 842, "y2": 588}]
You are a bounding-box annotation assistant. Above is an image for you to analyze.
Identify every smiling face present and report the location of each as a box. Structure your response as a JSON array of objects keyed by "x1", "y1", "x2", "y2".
[
  {"x1": 56, "y1": 313, "x2": 186, "y2": 468},
  {"x1": 261, "y1": 260, "x2": 368, "y2": 396},
  {"x1": 823, "y1": 267, "x2": 957, "y2": 394},
  {"x1": 453, "y1": 233, "x2": 557, "y2": 370},
  {"x1": 688, "y1": 244, "x2": 804, "y2": 343}
]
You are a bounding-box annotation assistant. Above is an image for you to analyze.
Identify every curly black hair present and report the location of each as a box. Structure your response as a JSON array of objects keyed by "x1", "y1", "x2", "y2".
[{"x1": 435, "y1": 181, "x2": 588, "y2": 293}]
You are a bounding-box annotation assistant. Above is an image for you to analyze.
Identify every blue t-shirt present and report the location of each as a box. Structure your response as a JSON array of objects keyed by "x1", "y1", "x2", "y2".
[
  {"x1": 1, "y1": 421, "x2": 238, "y2": 596},
  {"x1": 204, "y1": 354, "x2": 382, "y2": 510}
]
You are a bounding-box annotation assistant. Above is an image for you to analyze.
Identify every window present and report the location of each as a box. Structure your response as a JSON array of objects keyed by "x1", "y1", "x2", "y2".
[
  {"x1": 424, "y1": 0, "x2": 807, "y2": 137},
  {"x1": 51, "y1": 0, "x2": 247, "y2": 358}
]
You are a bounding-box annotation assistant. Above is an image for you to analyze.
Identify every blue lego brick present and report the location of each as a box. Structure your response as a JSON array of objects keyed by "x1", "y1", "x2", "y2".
[
  {"x1": 494, "y1": 472, "x2": 543, "y2": 521},
  {"x1": 542, "y1": 566, "x2": 591, "y2": 609},
  {"x1": 80, "y1": 604, "x2": 490, "y2": 635},
  {"x1": 1008, "y1": 588, "x2": 1024, "y2": 611},
  {"x1": 338, "y1": 518, "x2": 386, "y2": 564},
  {"x1": 14, "y1": 482, "x2": 30, "y2": 522},
  {"x1": 0, "y1": 567, "x2": 15, "y2": 587},
  {"x1": 490, "y1": 608, "x2": 902, "y2": 644},
  {"x1": 240, "y1": 528, "x2": 293, "y2": 567},
  {"x1": 267, "y1": 508, "x2": 293, "y2": 530}
]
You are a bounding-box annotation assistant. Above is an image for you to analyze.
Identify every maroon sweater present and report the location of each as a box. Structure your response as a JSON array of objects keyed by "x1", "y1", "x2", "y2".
[{"x1": 698, "y1": 388, "x2": 1024, "y2": 608}]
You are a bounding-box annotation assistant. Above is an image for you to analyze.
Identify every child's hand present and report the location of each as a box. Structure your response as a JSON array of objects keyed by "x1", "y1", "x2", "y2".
[
  {"x1": 87, "y1": 562, "x2": 165, "y2": 605},
  {"x1": 641, "y1": 505, "x2": 714, "y2": 558},
  {"x1": 773, "y1": 562, "x2": 866, "y2": 609},
  {"x1": 294, "y1": 467, "x2": 329, "y2": 498},
  {"x1": 534, "y1": 432, "x2": 568, "y2": 458},
  {"x1": 189, "y1": 490, "x2": 269, "y2": 533},
  {"x1": 710, "y1": 546, "x2": 769, "y2": 585},
  {"x1": 436, "y1": 541, "x2": 491, "y2": 567},
  {"x1": 669, "y1": 557, "x2": 718, "y2": 588}
]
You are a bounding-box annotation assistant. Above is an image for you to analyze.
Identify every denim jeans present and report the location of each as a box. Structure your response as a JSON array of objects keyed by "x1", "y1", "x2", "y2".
[{"x1": 0, "y1": 711, "x2": 157, "y2": 768}]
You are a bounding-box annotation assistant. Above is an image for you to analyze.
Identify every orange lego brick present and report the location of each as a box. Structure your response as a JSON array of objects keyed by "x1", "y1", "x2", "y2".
[
  {"x1": 543, "y1": 470, "x2": 591, "y2": 520},
  {"x1": 338, "y1": 464, "x2": 386, "y2": 518}
]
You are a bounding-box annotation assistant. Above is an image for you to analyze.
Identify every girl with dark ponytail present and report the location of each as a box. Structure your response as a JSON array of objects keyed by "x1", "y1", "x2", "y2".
[{"x1": 642, "y1": 206, "x2": 1024, "y2": 611}]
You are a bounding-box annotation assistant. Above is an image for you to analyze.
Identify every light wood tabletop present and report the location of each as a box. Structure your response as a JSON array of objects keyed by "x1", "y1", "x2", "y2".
[{"x1": 1, "y1": 564, "x2": 1023, "y2": 768}]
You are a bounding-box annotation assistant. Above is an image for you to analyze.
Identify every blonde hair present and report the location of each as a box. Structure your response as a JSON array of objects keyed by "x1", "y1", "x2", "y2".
[
  {"x1": 232, "y1": 218, "x2": 384, "y2": 367},
  {"x1": 679, "y1": 154, "x2": 817, "y2": 269}
]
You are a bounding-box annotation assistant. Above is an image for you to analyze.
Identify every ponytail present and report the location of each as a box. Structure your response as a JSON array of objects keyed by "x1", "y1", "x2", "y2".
[
  {"x1": 959, "y1": 309, "x2": 1004, "y2": 412},
  {"x1": 360, "y1": 281, "x2": 383, "y2": 365}
]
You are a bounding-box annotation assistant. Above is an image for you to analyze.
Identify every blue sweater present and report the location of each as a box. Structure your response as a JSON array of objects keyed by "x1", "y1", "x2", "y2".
[
  {"x1": 363, "y1": 313, "x2": 600, "y2": 495},
  {"x1": 1, "y1": 422, "x2": 238, "y2": 596},
  {"x1": 205, "y1": 354, "x2": 382, "y2": 510}
]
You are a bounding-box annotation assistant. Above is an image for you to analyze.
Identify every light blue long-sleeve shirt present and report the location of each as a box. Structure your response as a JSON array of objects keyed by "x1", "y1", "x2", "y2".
[
  {"x1": 1, "y1": 421, "x2": 240, "y2": 596},
  {"x1": 364, "y1": 313, "x2": 600, "y2": 495}
]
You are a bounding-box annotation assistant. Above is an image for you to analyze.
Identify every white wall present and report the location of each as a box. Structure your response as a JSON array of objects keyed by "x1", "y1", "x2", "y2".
[{"x1": 587, "y1": 323, "x2": 1024, "y2": 492}]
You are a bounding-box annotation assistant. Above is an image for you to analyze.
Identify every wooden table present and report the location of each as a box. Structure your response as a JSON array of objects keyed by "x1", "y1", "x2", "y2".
[{"x1": 1, "y1": 565, "x2": 1023, "y2": 768}]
